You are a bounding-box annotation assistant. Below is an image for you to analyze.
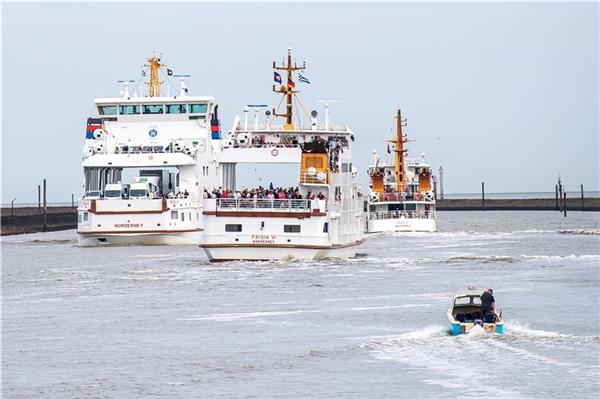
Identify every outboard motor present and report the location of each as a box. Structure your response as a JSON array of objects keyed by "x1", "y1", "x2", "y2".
[{"x1": 211, "y1": 105, "x2": 221, "y2": 140}]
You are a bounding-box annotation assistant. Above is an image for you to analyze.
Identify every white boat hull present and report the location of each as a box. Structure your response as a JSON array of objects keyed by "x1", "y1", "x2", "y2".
[
  {"x1": 78, "y1": 230, "x2": 202, "y2": 247},
  {"x1": 201, "y1": 241, "x2": 363, "y2": 262},
  {"x1": 367, "y1": 217, "x2": 436, "y2": 233}
]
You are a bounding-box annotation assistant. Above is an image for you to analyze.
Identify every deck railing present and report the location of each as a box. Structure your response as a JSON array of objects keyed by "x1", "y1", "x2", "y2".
[
  {"x1": 299, "y1": 172, "x2": 329, "y2": 185},
  {"x1": 367, "y1": 210, "x2": 435, "y2": 220},
  {"x1": 216, "y1": 198, "x2": 312, "y2": 211}
]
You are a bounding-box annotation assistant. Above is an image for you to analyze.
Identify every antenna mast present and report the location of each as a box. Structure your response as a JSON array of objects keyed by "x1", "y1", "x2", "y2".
[
  {"x1": 144, "y1": 55, "x2": 164, "y2": 97},
  {"x1": 391, "y1": 109, "x2": 408, "y2": 192},
  {"x1": 272, "y1": 48, "x2": 305, "y2": 130}
]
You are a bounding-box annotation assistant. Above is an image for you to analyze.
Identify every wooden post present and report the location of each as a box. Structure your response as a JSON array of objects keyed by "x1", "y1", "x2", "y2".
[
  {"x1": 43, "y1": 179, "x2": 47, "y2": 232},
  {"x1": 558, "y1": 182, "x2": 563, "y2": 211},
  {"x1": 38, "y1": 184, "x2": 41, "y2": 210},
  {"x1": 72, "y1": 193, "x2": 75, "y2": 208},
  {"x1": 563, "y1": 192, "x2": 567, "y2": 217},
  {"x1": 555, "y1": 184, "x2": 559, "y2": 211},
  {"x1": 481, "y1": 181, "x2": 485, "y2": 211},
  {"x1": 580, "y1": 184, "x2": 584, "y2": 211}
]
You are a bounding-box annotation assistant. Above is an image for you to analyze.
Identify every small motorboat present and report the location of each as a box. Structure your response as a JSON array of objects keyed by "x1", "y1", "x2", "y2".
[{"x1": 447, "y1": 288, "x2": 503, "y2": 335}]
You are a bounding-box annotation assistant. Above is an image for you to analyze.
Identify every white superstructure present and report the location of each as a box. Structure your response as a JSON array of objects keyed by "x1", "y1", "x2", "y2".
[
  {"x1": 77, "y1": 56, "x2": 221, "y2": 246},
  {"x1": 366, "y1": 110, "x2": 437, "y2": 233},
  {"x1": 199, "y1": 48, "x2": 366, "y2": 261}
]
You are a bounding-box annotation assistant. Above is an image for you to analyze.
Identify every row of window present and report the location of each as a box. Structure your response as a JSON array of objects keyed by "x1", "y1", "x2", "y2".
[
  {"x1": 224, "y1": 223, "x2": 329, "y2": 233},
  {"x1": 98, "y1": 103, "x2": 208, "y2": 116}
]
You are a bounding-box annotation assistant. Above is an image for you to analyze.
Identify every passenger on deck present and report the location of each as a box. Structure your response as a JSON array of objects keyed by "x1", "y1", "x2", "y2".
[{"x1": 481, "y1": 289, "x2": 496, "y2": 320}]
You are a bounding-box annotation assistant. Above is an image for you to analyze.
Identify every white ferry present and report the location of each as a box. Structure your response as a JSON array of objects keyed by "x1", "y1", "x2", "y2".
[
  {"x1": 199, "y1": 48, "x2": 366, "y2": 261},
  {"x1": 366, "y1": 110, "x2": 437, "y2": 233},
  {"x1": 77, "y1": 56, "x2": 220, "y2": 246}
]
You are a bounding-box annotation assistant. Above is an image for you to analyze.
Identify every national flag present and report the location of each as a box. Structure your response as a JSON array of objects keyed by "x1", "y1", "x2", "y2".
[
  {"x1": 298, "y1": 73, "x2": 310, "y2": 84},
  {"x1": 287, "y1": 78, "x2": 295, "y2": 88},
  {"x1": 274, "y1": 71, "x2": 282, "y2": 84},
  {"x1": 167, "y1": 68, "x2": 173, "y2": 76}
]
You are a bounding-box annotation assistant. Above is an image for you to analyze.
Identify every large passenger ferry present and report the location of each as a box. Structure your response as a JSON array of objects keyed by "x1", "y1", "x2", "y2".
[
  {"x1": 366, "y1": 110, "x2": 437, "y2": 233},
  {"x1": 77, "y1": 56, "x2": 220, "y2": 246},
  {"x1": 199, "y1": 48, "x2": 366, "y2": 261}
]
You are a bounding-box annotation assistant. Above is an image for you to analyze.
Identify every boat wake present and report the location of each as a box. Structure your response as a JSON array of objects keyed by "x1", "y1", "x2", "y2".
[{"x1": 357, "y1": 322, "x2": 599, "y2": 397}]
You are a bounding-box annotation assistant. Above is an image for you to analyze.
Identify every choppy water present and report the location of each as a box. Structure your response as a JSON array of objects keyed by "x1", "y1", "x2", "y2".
[{"x1": 2, "y1": 211, "x2": 599, "y2": 398}]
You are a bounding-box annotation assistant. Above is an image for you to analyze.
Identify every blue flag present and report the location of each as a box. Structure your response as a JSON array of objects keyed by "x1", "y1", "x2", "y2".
[{"x1": 274, "y1": 71, "x2": 282, "y2": 84}]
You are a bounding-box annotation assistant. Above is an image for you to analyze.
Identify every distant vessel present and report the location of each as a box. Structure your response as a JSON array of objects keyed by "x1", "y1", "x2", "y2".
[
  {"x1": 199, "y1": 48, "x2": 366, "y2": 261},
  {"x1": 77, "y1": 56, "x2": 221, "y2": 246},
  {"x1": 366, "y1": 110, "x2": 436, "y2": 233},
  {"x1": 447, "y1": 288, "x2": 504, "y2": 335}
]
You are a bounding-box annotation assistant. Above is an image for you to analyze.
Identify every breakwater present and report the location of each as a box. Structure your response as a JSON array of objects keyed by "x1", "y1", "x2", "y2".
[
  {"x1": 1, "y1": 207, "x2": 77, "y2": 236},
  {"x1": 437, "y1": 197, "x2": 600, "y2": 211}
]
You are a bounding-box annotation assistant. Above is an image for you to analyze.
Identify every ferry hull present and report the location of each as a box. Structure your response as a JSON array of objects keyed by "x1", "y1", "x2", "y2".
[
  {"x1": 367, "y1": 217, "x2": 436, "y2": 233},
  {"x1": 77, "y1": 230, "x2": 202, "y2": 247},
  {"x1": 201, "y1": 242, "x2": 363, "y2": 262}
]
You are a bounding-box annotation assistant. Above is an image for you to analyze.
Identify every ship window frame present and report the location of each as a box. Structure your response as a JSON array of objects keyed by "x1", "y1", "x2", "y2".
[
  {"x1": 342, "y1": 163, "x2": 349, "y2": 173},
  {"x1": 83, "y1": 212, "x2": 88, "y2": 221},
  {"x1": 142, "y1": 104, "x2": 165, "y2": 114},
  {"x1": 284, "y1": 225, "x2": 301, "y2": 233},
  {"x1": 171, "y1": 210, "x2": 178, "y2": 220},
  {"x1": 166, "y1": 104, "x2": 187, "y2": 114},
  {"x1": 188, "y1": 103, "x2": 208, "y2": 114},
  {"x1": 119, "y1": 104, "x2": 141, "y2": 115},
  {"x1": 98, "y1": 105, "x2": 118, "y2": 116},
  {"x1": 323, "y1": 222, "x2": 328, "y2": 233},
  {"x1": 225, "y1": 224, "x2": 242, "y2": 232},
  {"x1": 78, "y1": 213, "x2": 82, "y2": 223}
]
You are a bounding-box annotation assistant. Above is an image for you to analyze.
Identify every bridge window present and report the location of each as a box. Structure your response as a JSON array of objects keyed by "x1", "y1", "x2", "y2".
[
  {"x1": 171, "y1": 211, "x2": 178, "y2": 220},
  {"x1": 323, "y1": 222, "x2": 328, "y2": 233},
  {"x1": 142, "y1": 104, "x2": 164, "y2": 114},
  {"x1": 225, "y1": 224, "x2": 242, "y2": 232},
  {"x1": 284, "y1": 225, "x2": 301, "y2": 233},
  {"x1": 166, "y1": 104, "x2": 187, "y2": 114},
  {"x1": 189, "y1": 103, "x2": 208, "y2": 113},
  {"x1": 98, "y1": 105, "x2": 117, "y2": 115},
  {"x1": 119, "y1": 105, "x2": 140, "y2": 115}
]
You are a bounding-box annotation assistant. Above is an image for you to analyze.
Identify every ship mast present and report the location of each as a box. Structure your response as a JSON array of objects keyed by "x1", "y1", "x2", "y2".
[
  {"x1": 391, "y1": 109, "x2": 408, "y2": 192},
  {"x1": 272, "y1": 48, "x2": 305, "y2": 130},
  {"x1": 145, "y1": 55, "x2": 164, "y2": 97}
]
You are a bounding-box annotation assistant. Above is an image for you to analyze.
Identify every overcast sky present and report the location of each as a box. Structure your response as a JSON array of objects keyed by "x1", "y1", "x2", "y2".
[{"x1": 2, "y1": 2, "x2": 598, "y2": 203}]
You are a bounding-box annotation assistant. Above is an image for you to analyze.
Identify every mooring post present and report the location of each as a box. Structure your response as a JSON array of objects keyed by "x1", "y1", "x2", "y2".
[
  {"x1": 43, "y1": 178, "x2": 47, "y2": 232},
  {"x1": 555, "y1": 184, "x2": 559, "y2": 211},
  {"x1": 38, "y1": 184, "x2": 41, "y2": 210},
  {"x1": 11, "y1": 198, "x2": 16, "y2": 217},
  {"x1": 481, "y1": 181, "x2": 485, "y2": 211},
  {"x1": 72, "y1": 193, "x2": 75, "y2": 208},
  {"x1": 580, "y1": 184, "x2": 584, "y2": 211},
  {"x1": 563, "y1": 192, "x2": 567, "y2": 217},
  {"x1": 439, "y1": 165, "x2": 444, "y2": 200},
  {"x1": 558, "y1": 182, "x2": 564, "y2": 211}
]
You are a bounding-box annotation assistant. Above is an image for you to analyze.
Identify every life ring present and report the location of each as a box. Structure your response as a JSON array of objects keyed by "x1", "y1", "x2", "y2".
[{"x1": 271, "y1": 149, "x2": 279, "y2": 157}]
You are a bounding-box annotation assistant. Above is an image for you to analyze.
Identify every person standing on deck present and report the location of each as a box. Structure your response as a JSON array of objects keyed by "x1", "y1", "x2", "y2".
[{"x1": 481, "y1": 289, "x2": 496, "y2": 315}]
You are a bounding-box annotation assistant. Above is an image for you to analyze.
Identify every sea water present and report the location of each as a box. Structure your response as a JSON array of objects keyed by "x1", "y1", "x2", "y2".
[{"x1": 2, "y1": 211, "x2": 599, "y2": 398}]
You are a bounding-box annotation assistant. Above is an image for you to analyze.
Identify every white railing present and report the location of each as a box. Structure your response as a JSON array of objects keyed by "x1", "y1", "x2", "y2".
[
  {"x1": 299, "y1": 172, "x2": 329, "y2": 185},
  {"x1": 216, "y1": 198, "x2": 311, "y2": 211},
  {"x1": 367, "y1": 210, "x2": 435, "y2": 220}
]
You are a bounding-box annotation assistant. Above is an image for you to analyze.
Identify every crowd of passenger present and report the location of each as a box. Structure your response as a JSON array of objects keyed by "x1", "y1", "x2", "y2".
[{"x1": 204, "y1": 186, "x2": 326, "y2": 201}]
